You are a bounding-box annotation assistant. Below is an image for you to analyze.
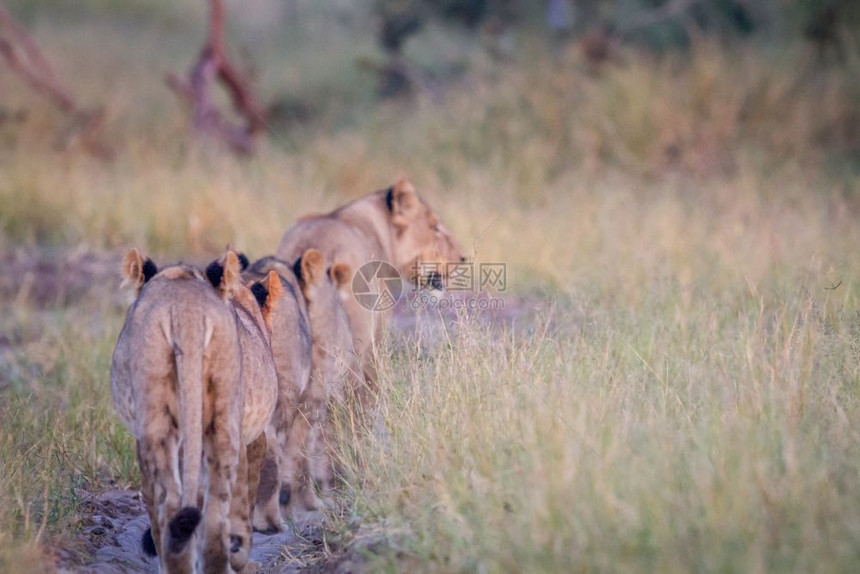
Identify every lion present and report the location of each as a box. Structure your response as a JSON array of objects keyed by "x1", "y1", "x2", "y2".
[
  {"x1": 275, "y1": 178, "x2": 466, "y2": 382},
  {"x1": 290, "y1": 248, "x2": 360, "y2": 511},
  {"x1": 241, "y1": 256, "x2": 312, "y2": 525},
  {"x1": 121, "y1": 251, "x2": 281, "y2": 573},
  {"x1": 204, "y1": 251, "x2": 281, "y2": 571},
  {"x1": 242, "y1": 252, "x2": 359, "y2": 516},
  {"x1": 111, "y1": 249, "x2": 243, "y2": 573}
]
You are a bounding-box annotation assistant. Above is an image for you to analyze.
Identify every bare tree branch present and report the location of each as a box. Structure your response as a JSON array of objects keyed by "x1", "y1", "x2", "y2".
[
  {"x1": 0, "y1": 5, "x2": 75, "y2": 112},
  {"x1": 167, "y1": 0, "x2": 267, "y2": 155},
  {"x1": 0, "y1": 3, "x2": 112, "y2": 159},
  {"x1": 0, "y1": 4, "x2": 56, "y2": 82}
]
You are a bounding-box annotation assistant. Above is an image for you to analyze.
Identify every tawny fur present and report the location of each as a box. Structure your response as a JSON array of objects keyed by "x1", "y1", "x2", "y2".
[
  {"x1": 111, "y1": 248, "x2": 242, "y2": 574},
  {"x1": 242, "y1": 257, "x2": 313, "y2": 523},
  {"x1": 291, "y1": 249, "x2": 360, "y2": 511},
  {"x1": 275, "y1": 179, "x2": 465, "y2": 384},
  {"x1": 207, "y1": 251, "x2": 280, "y2": 571}
]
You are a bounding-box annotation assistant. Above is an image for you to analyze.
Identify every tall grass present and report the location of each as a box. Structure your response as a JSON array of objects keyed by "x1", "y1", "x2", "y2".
[
  {"x1": 0, "y1": 303, "x2": 137, "y2": 571},
  {"x1": 2, "y1": 3, "x2": 860, "y2": 572},
  {"x1": 338, "y1": 199, "x2": 860, "y2": 571}
]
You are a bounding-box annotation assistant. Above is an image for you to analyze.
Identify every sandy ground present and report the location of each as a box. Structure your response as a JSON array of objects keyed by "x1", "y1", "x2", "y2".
[{"x1": 55, "y1": 489, "x2": 335, "y2": 574}]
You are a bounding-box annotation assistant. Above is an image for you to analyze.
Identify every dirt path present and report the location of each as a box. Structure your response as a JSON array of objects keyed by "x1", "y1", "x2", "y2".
[{"x1": 56, "y1": 490, "x2": 332, "y2": 574}]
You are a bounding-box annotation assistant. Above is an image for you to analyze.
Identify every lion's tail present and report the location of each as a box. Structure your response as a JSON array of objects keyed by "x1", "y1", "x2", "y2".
[
  {"x1": 171, "y1": 312, "x2": 206, "y2": 544},
  {"x1": 140, "y1": 311, "x2": 206, "y2": 558}
]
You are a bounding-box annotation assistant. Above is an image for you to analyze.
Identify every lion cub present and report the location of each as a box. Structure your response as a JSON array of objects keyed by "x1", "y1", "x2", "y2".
[
  {"x1": 244, "y1": 252, "x2": 357, "y2": 516},
  {"x1": 291, "y1": 248, "x2": 360, "y2": 511},
  {"x1": 205, "y1": 251, "x2": 281, "y2": 571},
  {"x1": 112, "y1": 249, "x2": 243, "y2": 574},
  {"x1": 241, "y1": 256, "x2": 312, "y2": 525}
]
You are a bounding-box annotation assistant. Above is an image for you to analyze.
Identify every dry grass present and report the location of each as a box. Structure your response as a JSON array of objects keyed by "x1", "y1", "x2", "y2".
[
  {"x1": 336, "y1": 176, "x2": 860, "y2": 572},
  {"x1": 2, "y1": 3, "x2": 860, "y2": 572},
  {"x1": 0, "y1": 302, "x2": 137, "y2": 572}
]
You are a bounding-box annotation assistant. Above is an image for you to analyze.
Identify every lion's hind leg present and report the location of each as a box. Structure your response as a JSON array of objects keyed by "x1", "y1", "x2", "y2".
[
  {"x1": 227, "y1": 440, "x2": 255, "y2": 573},
  {"x1": 201, "y1": 367, "x2": 242, "y2": 574},
  {"x1": 251, "y1": 430, "x2": 282, "y2": 533},
  {"x1": 138, "y1": 407, "x2": 198, "y2": 573}
]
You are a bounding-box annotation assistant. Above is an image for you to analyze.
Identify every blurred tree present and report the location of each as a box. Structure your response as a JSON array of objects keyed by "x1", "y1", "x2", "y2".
[
  {"x1": 802, "y1": 1, "x2": 860, "y2": 59},
  {"x1": 373, "y1": 0, "x2": 519, "y2": 97},
  {"x1": 0, "y1": 2, "x2": 111, "y2": 158},
  {"x1": 547, "y1": 0, "x2": 573, "y2": 37},
  {"x1": 166, "y1": 0, "x2": 267, "y2": 155},
  {"x1": 379, "y1": 0, "x2": 424, "y2": 54},
  {"x1": 432, "y1": 0, "x2": 490, "y2": 28},
  {"x1": 368, "y1": 0, "x2": 860, "y2": 96}
]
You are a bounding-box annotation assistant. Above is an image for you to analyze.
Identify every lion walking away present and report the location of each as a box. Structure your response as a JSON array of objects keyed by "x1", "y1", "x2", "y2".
[{"x1": 111, "y1": 249, "x2": 243, "y2": 573}]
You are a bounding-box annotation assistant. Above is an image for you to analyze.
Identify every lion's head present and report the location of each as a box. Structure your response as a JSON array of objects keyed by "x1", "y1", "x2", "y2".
[{"x1": 385, "y1": 178, "x2": 466, "y2": 289}]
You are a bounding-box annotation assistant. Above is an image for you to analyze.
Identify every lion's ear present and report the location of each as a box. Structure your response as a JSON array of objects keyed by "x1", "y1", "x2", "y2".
[
  {"x1": 237, "y1": 253, "x2": 250, "y2": 271},
  {"x1": 250, "y1": 281, "x2": 268, "y2": 310},
  {"x1": 122, "y1": 248, "x2": 157, "y2": 292},
  {"x1": 222, "y1": 243, "x2": 249, "y2": 271},
  {"x1": 386, "y1": 178, "x2": 418, "y2": 220},
  {"x1": 265, "y1": 270, "x2": 284, "y2": 304},
  {"x1": 250, "y1": 271, "x2": 283, "y2": 332},
  {"x1": 299, "y1": 249, "x2": 325, "y2": 286},
  {"x1": 262, "y1": 271, "x2": 283, "y2": 331},
  {"x1": 223, "y1": 251, "x2": 241, "y2": 294},
  {"x1": 205, "y1": 259, "x2": 225, "y2": 293},
  {"x1": 205, "y1": 251, "x2": 240, "y2": 300},
  {"x1": 329, "y1": 263, "x2": 352, "y2": 292}
]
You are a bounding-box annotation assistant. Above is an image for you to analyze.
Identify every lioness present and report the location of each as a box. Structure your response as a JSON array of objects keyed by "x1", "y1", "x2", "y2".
[
  {"x1": 291, "y1": 249, "x2": 359, "y2": 510},
  {"x1": 205, "y1": 252, "x2": 280, "y2": 571},
  {"x1": 112, "y1": 249, "x2": 242, "y2": 573},
  {"x1": 275, "y1": 178, "x2": 465, "y2": 381}
]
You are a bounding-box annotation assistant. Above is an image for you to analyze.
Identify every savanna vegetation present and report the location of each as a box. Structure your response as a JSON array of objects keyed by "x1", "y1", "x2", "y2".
[{"x1": 2, "y1": 0, "x2": 860, "y2": 572}]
